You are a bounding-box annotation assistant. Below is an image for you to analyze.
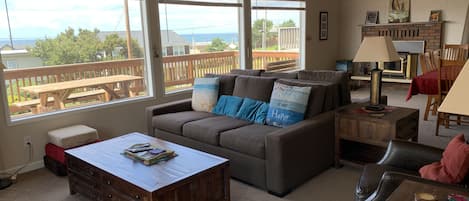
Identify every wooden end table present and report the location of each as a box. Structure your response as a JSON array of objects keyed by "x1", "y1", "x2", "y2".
[
  {"x1": 335, "y1": 103, "x2": 419, "y2": 167},
  {"x1": 65, "y1": 132, "x2": 230, "y2": 201},
  {"x1": 387, "y1": 180, "x2": 469, "y2": 200}
]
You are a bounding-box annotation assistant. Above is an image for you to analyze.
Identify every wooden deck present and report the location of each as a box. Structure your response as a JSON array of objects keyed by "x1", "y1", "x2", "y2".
[{"x1": 5, "y1": 51, "x2": 299, "y2": 115}]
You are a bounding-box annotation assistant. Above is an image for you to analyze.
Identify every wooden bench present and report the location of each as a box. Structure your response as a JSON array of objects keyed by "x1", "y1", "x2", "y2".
[
  {"x1": 11, "y1": 89, "x2": 107, "y2": 114},
  {"x1": 265, "y1": 59, "x2": 298, "y2": 72}
]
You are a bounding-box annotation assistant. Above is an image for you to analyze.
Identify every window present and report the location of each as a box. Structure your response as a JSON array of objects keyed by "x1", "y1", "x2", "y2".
[
  {"x1": 251, "y1": 0, "x2": 305, "y2": 71},
  {"x1": 158, "y1": 0, "x2": 242, "y2": 93},
  {"x1": 0, "y1": 0, "x2": 151, "y2": 120},
  {"x1": 6, "y1": 60, "x2": 18, "y2": 68}
]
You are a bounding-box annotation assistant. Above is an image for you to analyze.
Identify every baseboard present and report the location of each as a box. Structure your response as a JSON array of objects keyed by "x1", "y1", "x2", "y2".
[{"x1": 0, "y1": 160, "x2": 44, "y2": 175}]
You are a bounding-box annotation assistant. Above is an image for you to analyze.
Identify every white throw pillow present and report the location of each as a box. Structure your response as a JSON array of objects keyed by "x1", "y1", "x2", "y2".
[{"x1": 192, "y1": 78, "x2": 220, "y2": 112}]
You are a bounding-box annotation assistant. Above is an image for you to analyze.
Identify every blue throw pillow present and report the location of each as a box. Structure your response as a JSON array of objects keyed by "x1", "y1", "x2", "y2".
[
  {"x1": 235, "y1": 98, "x2": 269, "y2": 124},
  {"x1": 254, "y1": 102, "x2": 269, "y2": 124},
  {"x1": 266, "y1": 82, "x2": 311, "y2": 127},
  {"x1": 212, "y1": 95, "x2": 244, "y2": 117},
  {"x1": 192, "y1": 77, "x2": 219, "y2": 112}
]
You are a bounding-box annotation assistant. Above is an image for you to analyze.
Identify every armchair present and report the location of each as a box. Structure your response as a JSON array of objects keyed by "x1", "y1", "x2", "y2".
[{"x1": 356, "y1": 140, "x2": 469, "y2": 201}]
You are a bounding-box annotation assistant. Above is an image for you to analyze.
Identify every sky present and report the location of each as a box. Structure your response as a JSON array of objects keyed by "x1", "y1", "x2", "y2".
[{"x1": 0, "y1": 0, "x2": 302, "y2": 40}]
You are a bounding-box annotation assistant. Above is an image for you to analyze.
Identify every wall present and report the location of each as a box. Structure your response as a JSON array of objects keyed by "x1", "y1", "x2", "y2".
[
  {"x1": 463, "y1": 5, "x2": 469, "y2": 44},
  {"x1": 305, "y1": 0, "x2": 340, "y2": 70},
  {"x1": 338, "y1": 0, "x2": 469, "y2": 59}
]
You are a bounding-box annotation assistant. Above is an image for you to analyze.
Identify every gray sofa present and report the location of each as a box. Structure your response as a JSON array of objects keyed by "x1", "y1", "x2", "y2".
[{"x1": 145, "y1": 69, "x2": 351, "y2": 196}]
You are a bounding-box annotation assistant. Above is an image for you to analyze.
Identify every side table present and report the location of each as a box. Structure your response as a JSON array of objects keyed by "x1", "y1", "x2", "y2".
[{"x1": 335, "y1": 103, "x2": 419, "y2": 167}]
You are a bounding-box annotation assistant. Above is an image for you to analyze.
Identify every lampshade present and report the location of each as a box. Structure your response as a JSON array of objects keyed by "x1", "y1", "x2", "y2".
[
  {"x1": 353, "y1": 36, "x2": 401, "y2": 62},
  {"x1": 438, "y1": 60, "x2": 469, "y2": 116}
]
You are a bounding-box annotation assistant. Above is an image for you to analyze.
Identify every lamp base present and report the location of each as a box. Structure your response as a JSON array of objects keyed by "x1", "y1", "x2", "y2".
[{"x1": 365, "y1": 104, "x2": 385, "y2": 111}]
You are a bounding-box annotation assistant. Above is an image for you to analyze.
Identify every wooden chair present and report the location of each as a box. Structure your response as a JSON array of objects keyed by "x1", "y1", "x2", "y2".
[
  {"x1": 435, "y1": 58, "x2": 467, "y2": 136},
  {"x1": 419, "y1": 52, "x2": 439, "y2": 121},
  {"x1": 441, "y1": 44, "x2": 469, "y2": 61}
]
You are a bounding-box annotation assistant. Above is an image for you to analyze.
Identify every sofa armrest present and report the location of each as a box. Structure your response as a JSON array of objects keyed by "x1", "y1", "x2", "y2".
[
  {"x1": 145, "y1": 98, "x2": 192, "y2": 136},
  {"x1": 377, "y1": 140, "x2": 443, "y2": 172},
  {"x1": 265, "y1": 110, "x2": 335, "y2": 195}
]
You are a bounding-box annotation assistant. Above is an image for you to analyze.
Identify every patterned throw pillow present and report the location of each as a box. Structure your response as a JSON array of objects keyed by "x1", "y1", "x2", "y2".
[
  {"x1": 192, "y1": 78, "x2": 219, "y2": 112},
  {"x1": 266, "y1": 82, "x2": 311, "y2": 127}
]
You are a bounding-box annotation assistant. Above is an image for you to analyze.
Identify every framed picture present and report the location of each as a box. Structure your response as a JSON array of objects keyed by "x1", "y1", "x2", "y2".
[
  {"x1": 429, "y1": 10, "x2": 442, "y2": 22},
  {"x1": 319, "y1": 12, "x2": 328, "y2": 40},
  {"x1": 388, "y1": 0, "x2": 410, "y2": 23},
  {"x1": 365, "y1": 11, "x2": 379, "y2": 24}
]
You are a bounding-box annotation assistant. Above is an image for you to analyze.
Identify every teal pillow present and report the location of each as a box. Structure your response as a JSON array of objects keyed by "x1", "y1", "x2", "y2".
[
  {"x1": 235, "y1": 98, "x2": 269, "y2": 124},
  {"x1": 254, "y1": 102, "x2": 269, "y2": 124},
  {"x1": 192, "y1": 78, "x2": 219, "y2": 112},
  {"x1": 212, "y1": 95, "x2": 243, "y2": 117},
  {"x1": 266, "y1": 82, "x2": 311, "y2": 127}
]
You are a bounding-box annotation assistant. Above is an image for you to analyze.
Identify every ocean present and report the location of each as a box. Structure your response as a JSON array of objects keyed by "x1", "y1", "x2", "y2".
[{"x1": 180, "y1": 33, "x2": 238, "y2": 43}]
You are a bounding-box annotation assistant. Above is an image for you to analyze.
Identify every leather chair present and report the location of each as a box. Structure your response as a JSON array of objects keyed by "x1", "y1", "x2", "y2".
[{"x1": 355, "y1": 140, "x2": 469, "y2": 201}]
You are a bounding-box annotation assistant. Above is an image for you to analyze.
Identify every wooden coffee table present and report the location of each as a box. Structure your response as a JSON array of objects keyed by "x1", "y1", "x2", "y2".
[
  {"x1": 387, "y1": 180, "x2": 469, "y2": 201},
  {"x1": 65, "y1": 132, "x2": 230, "y2": 201}
]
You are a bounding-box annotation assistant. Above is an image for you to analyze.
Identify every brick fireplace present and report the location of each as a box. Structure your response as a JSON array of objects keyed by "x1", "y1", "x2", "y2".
[
  {"x1": 360, "y1": 22, "x2": 444, "y2": 79},
  {"x1": 362, "y1": 22, "x2": 444, "y2": 52}
]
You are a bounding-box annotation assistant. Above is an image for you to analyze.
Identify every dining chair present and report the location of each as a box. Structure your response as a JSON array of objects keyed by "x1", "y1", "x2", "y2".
[
  {"x1": 435, "y1": 58, "x2": 467, "y2": 136},
  {"x1": 441, "y1": 44, "x2": 469, "y2": 61},
  {"x1": 419, "y1": 52, "x2": 439, "y2": 121}
]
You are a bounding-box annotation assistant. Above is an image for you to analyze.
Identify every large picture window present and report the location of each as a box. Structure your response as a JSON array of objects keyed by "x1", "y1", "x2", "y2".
[
  {"x1": 251, "y1": 0, "x2": 305, "y2": 71},
  {"x1": 158, "y1": 0, "x2": 242, "y2": 93},
  {"x1": 0, "y1": 0, "x2": 150, "y2": 120}
]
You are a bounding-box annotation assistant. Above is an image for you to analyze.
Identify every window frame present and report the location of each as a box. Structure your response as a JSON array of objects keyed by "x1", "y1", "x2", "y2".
[
  {"x1": 0, "y1": 0, "x2": 309, "y2": 124},
  {"x1": 1, "y1": 0, "x2": 156, "y2": 124}
]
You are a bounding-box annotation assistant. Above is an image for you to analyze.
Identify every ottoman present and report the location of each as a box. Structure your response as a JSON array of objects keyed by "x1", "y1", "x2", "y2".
[{"x1": 44, "y1": 125, "x2": 99, "y2": 176}]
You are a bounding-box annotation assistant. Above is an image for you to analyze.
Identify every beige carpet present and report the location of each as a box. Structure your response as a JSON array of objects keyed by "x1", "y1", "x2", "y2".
[
  {"x1": 1, "y1": 83, "x2": 468, "y2": 201},
  {"x1": 0, "y1": 165, "x2": 361, "y2": 201}
]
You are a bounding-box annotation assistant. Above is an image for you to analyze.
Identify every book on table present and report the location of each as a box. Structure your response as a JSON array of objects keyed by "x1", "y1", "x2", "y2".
[{"x1": 123, "y1": 143, "x2": 176, "y2": 166}]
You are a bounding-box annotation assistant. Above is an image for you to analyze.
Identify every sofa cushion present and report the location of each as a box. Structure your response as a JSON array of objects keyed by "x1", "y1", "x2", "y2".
[
  {"x1": 260, "y1": 71, "x2": 298, "y2": 79},
  {"x1": 192, "y1": 77, "x2": 219, "y2": 112},
  {"x1": 182, "y1": 116, "x2": 252, "y2": 145},
  {"x1": 205, "y1": 74, "x2": 237, "y2": 96},
  {"x1": 297, "y1": 80, "x2": 340, "y2": 113},
  {"x1": 230, "y1": 69, "x2": 264, "y2": 76},
  {"x1": 233, "y1": 76, "x2": 276, "y2": 102},
  {"x1": 276, "y1": 79, "x2": 327, "y2": 118},
  {"x1": 266, "y1": 82, "x2": 311, "y2": 127},
  {"x1": 220, "y1": 124, "x2": 280, "y2": 159},
  {"x1": 153, "y1": 111, "x2": 215, "y2": 135},
  {"x1": 212, "y1": 95, "x2": 244, "y2": 117},
  {"x1": 298, "y1": 70, "x2": 351, "y2": 106}
]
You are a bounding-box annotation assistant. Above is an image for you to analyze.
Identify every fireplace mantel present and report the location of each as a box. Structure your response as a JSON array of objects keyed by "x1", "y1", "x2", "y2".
[{"x1": 361, "y1": 21, "x2": 444, "y2": 52}]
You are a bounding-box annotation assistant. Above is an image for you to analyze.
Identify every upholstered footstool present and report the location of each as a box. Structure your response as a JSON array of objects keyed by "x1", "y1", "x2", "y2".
[{"x1": 44, "y1": 125, "x2": 99, "y2": 176}]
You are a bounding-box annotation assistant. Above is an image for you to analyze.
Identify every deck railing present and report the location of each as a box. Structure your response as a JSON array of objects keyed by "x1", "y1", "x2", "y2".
[{"x1": 4, "y1": 51, "x2": 299, "y2": 113}]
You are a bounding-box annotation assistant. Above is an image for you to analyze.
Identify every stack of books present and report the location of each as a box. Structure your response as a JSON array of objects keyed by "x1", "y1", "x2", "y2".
[{"x1": 123, "y1": 143, "x2": 176, "y2": 166}]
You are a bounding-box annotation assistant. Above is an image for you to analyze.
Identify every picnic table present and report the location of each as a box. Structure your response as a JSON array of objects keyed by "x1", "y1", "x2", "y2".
[{"x1": 20, "y1": 75, "x2": 143, "y2": 113}]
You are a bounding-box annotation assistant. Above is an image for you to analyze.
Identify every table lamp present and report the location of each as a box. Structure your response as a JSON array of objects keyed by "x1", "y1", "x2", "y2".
[
  {"x1": 353, "y1": 36, "x2": 401, "y2": 111},
  {"x1": 438, "y1": 60, "x2": 469, "y2": 116}
]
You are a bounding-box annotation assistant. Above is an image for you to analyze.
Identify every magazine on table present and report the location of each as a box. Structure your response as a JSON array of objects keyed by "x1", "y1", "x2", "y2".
[{"x1": 123, "y1": 143, "x2": 176, "y2": 166}]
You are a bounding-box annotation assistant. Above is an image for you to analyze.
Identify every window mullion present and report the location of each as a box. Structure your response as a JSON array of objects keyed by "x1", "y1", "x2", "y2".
[{"x1": 241, "y1": 0, "x2": 252, "y2": 69}]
